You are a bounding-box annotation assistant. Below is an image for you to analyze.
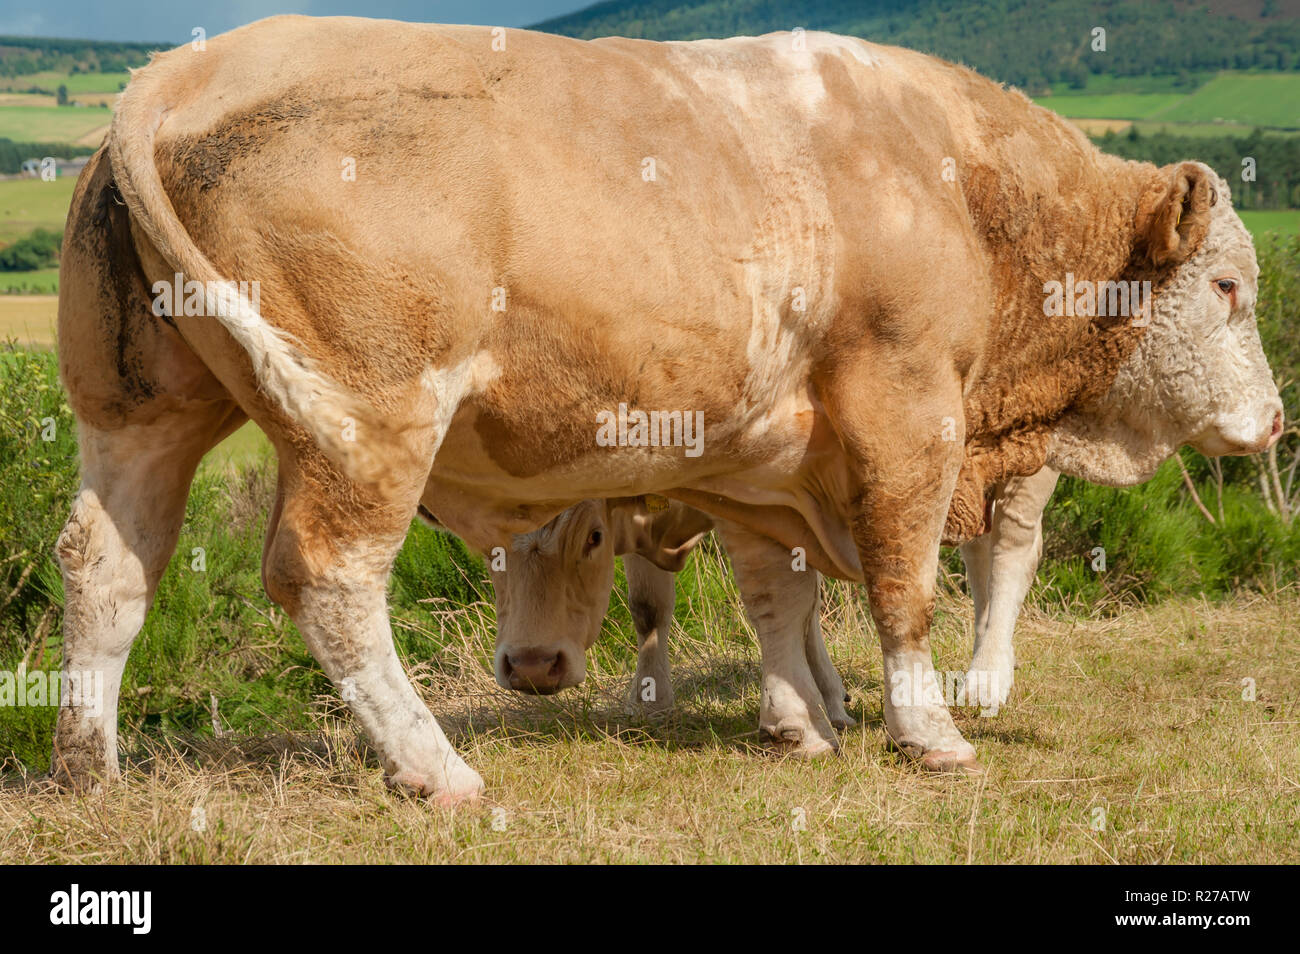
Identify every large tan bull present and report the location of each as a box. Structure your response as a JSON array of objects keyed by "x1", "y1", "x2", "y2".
[{"x1": 54, "y1": 17, "x2": 1281, "y2": 802}]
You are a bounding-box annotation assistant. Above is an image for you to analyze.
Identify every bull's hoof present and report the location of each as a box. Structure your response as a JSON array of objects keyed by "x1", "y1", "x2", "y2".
[
  {"x1": 386, "y1": 764, "x2": 486, "y2": 805},
  {"x1": 828, "y1": 710, "x2": 857, "y2": 730},
  {"x1": 960, "y1": 662, "x2": 1013, "y2": 712},
  {"x1": 761, "y1": 720, "x2": 839, "y2": 759},
  {"x1": 919, "y1": 749, "x2": 983, "y2": 775}
]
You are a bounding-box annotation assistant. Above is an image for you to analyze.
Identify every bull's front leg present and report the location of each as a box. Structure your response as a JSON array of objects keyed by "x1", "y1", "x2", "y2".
[
  {"x1": 715, "y1": 520, "x2": 839, "y2": 757},
  {"x1": 959, "y1": 467, "x2": 1060, "y2": 710},
  {"x1": 827, "y1": 363, "x2": 979, "y2": 772},
  {"x1": 623, "y1": 553, "x2": 676, "y2": 716}
]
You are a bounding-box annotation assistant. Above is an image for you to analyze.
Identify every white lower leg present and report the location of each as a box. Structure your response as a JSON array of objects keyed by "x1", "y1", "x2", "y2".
[
  {"x1": 882, "y1": 643, "x2": 976, "y2": 769},
  {"x1": 718, "y1": 521, "x2": 837, "y2": 756},
  {"x1": 965, "y1": 469, "x2": 1057, "y2": 710},
  {"x1": 297, "y1": 579, "x2": 483, "y2": 802},
  {"x1": 52, "y1": 441, "x2": 196, "y2": 787}
]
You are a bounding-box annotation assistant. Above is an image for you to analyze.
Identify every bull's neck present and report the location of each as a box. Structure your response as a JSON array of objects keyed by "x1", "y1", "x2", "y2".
[
  {"x1": 958, "y1": 143, "x2": 1157, "y2": 444},
  {"x1": 938, "y1": 120, "x2": 1164, "y2": 544}
]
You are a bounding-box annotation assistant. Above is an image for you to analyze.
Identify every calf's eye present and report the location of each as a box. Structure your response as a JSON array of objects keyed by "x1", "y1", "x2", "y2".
[
  {"x1": 586, "y1": 529, "x2": 603, "y2": 550},
  {"x1": 1216, "y1": 279, "x2": 1236, "y2": 295}
]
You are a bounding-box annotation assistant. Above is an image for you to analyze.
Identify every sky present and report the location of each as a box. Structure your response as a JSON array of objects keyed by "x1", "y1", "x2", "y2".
[{"x1": 0, "y1": 1, "x2": 592, "y2": 44}]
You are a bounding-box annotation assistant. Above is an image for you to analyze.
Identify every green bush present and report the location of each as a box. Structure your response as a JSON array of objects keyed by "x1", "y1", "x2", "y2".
[{"x1": 0, "y1": 229, "x2": 62, "y2": 272}]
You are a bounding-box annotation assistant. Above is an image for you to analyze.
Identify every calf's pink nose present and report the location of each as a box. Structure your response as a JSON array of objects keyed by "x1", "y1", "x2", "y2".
[{"x1": 504, "y1": 649, "x2": 566, "y2": 694}]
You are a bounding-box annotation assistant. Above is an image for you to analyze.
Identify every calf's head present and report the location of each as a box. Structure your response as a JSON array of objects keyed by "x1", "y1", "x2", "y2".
[
  {"x1": 1049, "y1": 162, "x2": 1284, "y2": 484},
  {"x1": 491, "y1": 497, "x2": 710, "y2": 694}
]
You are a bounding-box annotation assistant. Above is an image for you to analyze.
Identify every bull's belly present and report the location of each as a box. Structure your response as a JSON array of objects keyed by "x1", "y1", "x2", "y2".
[{"x1": 421, "y1": 377, "x2": 861, "y2": 577}]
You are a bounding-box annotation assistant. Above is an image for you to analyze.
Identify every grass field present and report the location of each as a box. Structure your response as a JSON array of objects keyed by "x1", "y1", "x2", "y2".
[
  {"x1": 0, "y1": 294, "x2": 57, "y2": 343},
  {"x1": 0, "y1": 71, "x2": 131, "y2": 95},
  {"x1": 1, "y1": 581, "x2": 1295, "y2": 863},
  {"x1": 0, "y1": 105, "x2": 110, "y2": 144},
  {"x1": 1039, "y1": 72, "x2": 1300, "y2": 129},
  {"x1": 0, "y1": 269, "x2": 59, "y2": 295},
  {"x1": 1035, "y1": 93, "x2": 1187, "y2": 120},
  {"x1": 0, "y1": 176, "x2": 76, "y2": 244},
  {"x1": 1240, "y1": 209, "x2": 1300, "y2": 237}
]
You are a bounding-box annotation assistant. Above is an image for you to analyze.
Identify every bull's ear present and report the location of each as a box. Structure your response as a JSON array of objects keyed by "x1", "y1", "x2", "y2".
[{"x1": 1134, "y1": 161, "x2": 1215, "y2": 268}]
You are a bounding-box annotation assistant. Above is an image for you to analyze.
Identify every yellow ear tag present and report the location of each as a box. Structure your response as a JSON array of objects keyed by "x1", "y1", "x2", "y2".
[{"x1": 644, "y1": 494, "x2": 670, "y2": 513}]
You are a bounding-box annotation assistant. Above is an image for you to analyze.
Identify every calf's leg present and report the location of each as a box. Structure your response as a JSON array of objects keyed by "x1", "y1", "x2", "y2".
[{"x1": 624, "y1": 553, "x2": 676, "y2": 716}]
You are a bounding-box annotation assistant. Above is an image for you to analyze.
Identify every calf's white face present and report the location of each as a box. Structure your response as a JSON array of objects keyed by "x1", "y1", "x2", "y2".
[
  {"x1": 491, "y1": 498, "x2": 711, "y2": 694},
  {"x1": 491, "y1": 500, "x2": 617, "y2": 694},
  {"x1": 1051, "y1": 165, "x2": 1283, "y2": 484}
]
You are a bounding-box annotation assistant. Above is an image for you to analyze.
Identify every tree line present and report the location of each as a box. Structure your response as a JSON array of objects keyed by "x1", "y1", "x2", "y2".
[{"x1": 536, "y1": 0, "x2": 1300, "y2": 93}]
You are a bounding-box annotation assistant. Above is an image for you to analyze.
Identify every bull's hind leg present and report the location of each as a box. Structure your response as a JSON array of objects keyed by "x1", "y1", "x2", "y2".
[
  {"x1": 53, "y1": 413, "x2": 239, "y2": 787},
  {"x1": 802, "y1": 580, "x2": 855, "y2": 729},
  {"x1": 262, "y1": 451, "x2": 483, "y2": 804},
  {"x1": 52, "y1": 146, "x2": 245, "y2": 788},
  {"x1": 715, "y1": 520, "x2": 838, "y2": 757}
]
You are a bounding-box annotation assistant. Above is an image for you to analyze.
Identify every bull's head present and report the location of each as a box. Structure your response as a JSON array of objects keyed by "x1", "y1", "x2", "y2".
[
  {"x1": 491, "y1": 497, "x2": 711, "y2": 693},
  {"x1": 1049, "y1": 161, "x2": 1284, "y2": 483}
]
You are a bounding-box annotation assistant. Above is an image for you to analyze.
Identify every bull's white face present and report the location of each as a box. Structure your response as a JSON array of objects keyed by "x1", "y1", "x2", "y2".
[
  {"x1": 1051, "y1": 171, "x2": 1284, "y2": 484},
  {"x1": 491, "y1": 500, "x2": 617, "y2": 694}
]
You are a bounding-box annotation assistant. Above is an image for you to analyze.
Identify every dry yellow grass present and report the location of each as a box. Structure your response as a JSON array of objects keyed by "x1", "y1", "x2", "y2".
[
  {"x1": 2, "y1": 589, "x2": 1295, "y2": 864},
  {"x1": 0, "y1": 295, "x2": 57, "y2": 348}
]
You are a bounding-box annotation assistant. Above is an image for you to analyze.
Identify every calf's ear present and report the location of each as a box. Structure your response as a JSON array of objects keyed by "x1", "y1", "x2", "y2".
[
  {"x1": 608, "y1": 498, "x2": 713, "y2": 572},
  {"x1": 1134, "y1": 161, "x2": 1216, "y2": 268}
]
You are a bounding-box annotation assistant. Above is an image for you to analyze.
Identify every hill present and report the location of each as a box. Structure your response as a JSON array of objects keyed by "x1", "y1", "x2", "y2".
[{"x1": 533, "y1": 0, "x2": 1300, "y2": 92}]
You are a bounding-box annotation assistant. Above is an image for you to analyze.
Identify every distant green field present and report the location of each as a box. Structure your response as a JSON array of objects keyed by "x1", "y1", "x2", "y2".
[
  {"x1": 0, "y1": 268, "x2": 59, "y2": 294},
  {"x1": 1035, "y1": 93, "x2": 1185, "y2": 120},
  {"x1": 0, "y1": 176, "x2": 76, "y2": 244},
  {"x1": 1041, "y1": 72, "x2": 1300, "y2": 129},
  {"x1": 0, "y1": 105, "x2": 110, "y2": 142},
  {"x1": 1129, "y1": 121, "x2": 1293, "y2": 138},
  {"x1": 1240, "y1": 209, "x2": 1300, "y2": 238},
  {"x1": 1156, "y1": 74, "x2": 1300, "y2": 129},
  {"x1": 0, "y1": 70, "x2": 130, "y2": 94},
  {"x1": 1047, "y1": 73, "x2": 1210, "y2": 97},
  {"x1": 205, "y1": 421, "x2": 272, "y2": 472}
]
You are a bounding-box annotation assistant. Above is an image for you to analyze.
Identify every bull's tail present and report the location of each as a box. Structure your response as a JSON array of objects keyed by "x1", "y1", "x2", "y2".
[{"x1": 108, "y1": 66, "x2": 392, "y2": 490}]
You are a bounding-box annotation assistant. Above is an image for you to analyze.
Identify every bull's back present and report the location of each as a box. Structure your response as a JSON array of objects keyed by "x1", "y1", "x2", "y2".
[{"x1": 126, "y1": 18, "x2": 1022, "y2": 489}]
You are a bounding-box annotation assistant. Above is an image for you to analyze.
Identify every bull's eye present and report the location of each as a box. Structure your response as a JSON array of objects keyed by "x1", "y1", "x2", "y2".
[
  {"x1": 586, "y1": 529, "x2": 603, "y2": 551},
  {"x1": 1215, "y1": 279, "x2": 1236, "y2": 296}
]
